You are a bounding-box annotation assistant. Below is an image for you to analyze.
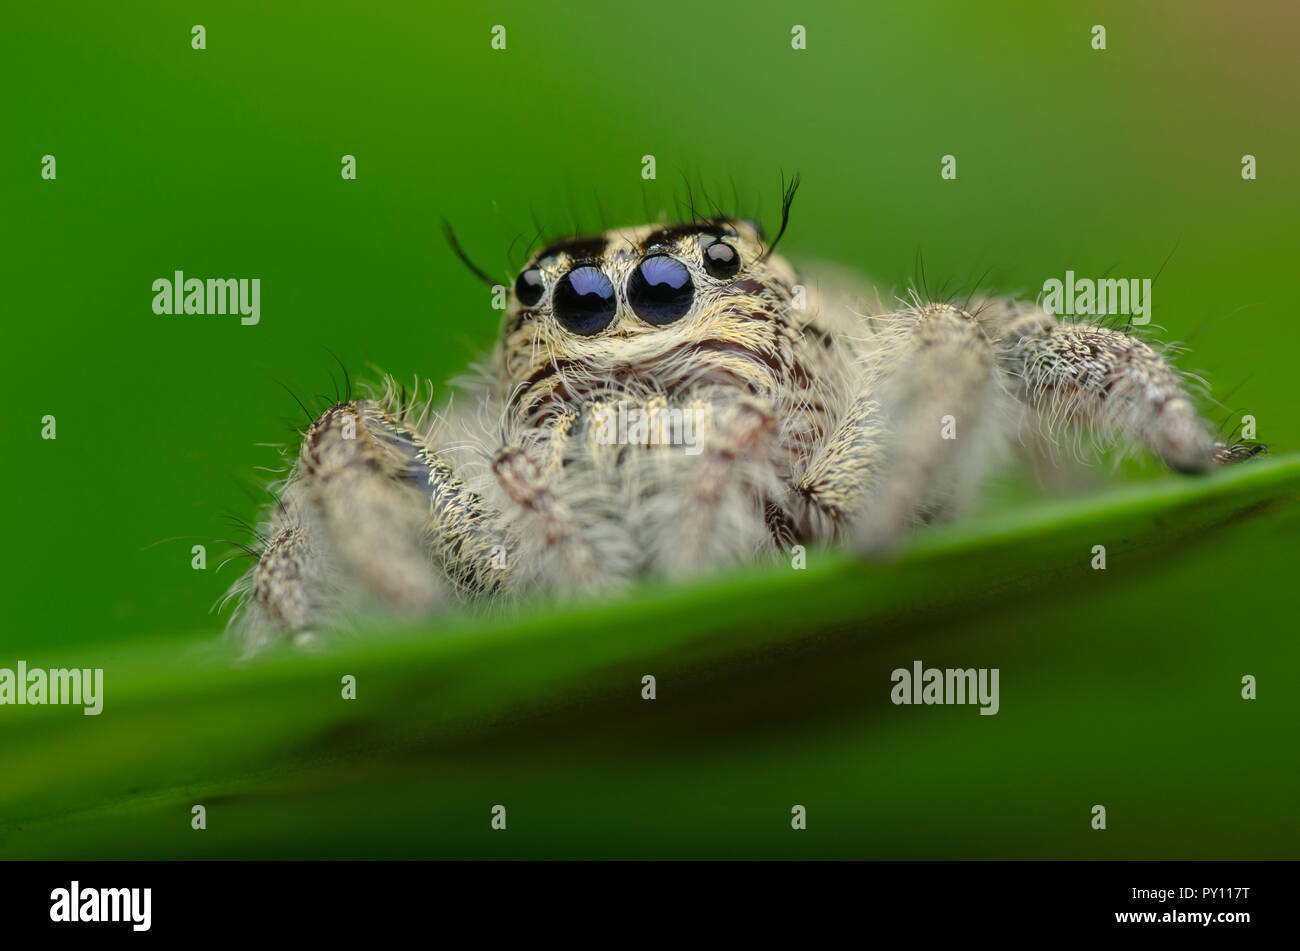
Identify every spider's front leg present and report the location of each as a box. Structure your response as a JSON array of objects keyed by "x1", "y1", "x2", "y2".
[
  {"x1": 984, "y1": 302, "x2": 1261, "y2": 472},
  {"x1": 488, "y1": 408, "x2": 640, "y2": 594},
  {"x1": 647, "y1": 393, "x2": 782, "y2": 576},
  {"x1": 234, "y1": 399, "x2": 510, "y2": 645},
  {"x1": 792, "y1": 392, "x2": 885, "y2": 541},
  {"x1": 513, "y1": 393, "x2": 781, "y2": 582},
  {"x1": 791, "y1": 301, "x2": 1010, "y2": 554},
  {"x1": 856, "y1": 302, "x2": 1005, "y2": 552}
]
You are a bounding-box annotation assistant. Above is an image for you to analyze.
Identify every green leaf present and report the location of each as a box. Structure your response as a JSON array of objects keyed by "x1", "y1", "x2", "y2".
[{"x1": 3, "y1": 454, "x2": 1298, "y2": 859}]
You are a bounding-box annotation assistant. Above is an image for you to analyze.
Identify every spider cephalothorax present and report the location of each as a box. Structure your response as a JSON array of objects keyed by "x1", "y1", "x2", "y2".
[
  {"x1": 491, "y1": 217, "x2": 854, "y2": 535},
  {"x1": 499, "y1": 219, "x2": 802, "y2": 410},
  {"x1": 227, "y1": 195, "x2": 1261, "y2": 647}
]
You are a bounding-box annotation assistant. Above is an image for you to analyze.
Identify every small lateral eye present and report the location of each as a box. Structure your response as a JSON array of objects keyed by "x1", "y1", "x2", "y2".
[
  {"x1": 703, "y1": 241, "x2": 741, "y2": 279},
  {"x1": 514, "y1": 267, "x2": 545, "y2": 306},
  {"x1": 628, "y1": 254, "x2": 694, "y2": 325},
  {"x1": 553, "y1": 266, "x2": 617, "y2": 335}
]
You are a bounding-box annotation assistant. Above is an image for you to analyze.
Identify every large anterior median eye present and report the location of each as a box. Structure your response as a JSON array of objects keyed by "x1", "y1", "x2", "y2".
[
  {"x1": 553, "y1": 266, "x2": 617, "y2": 335},
  {"x1": 628, "y1": 254, "x2": 694, "y2": 325},
  {"x1": 514, "y1": 267, "x2": 545, "y2": 306}
]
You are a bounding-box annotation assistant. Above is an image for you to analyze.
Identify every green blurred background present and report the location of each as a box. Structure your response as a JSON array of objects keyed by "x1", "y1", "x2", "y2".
[{"x1": 2, "y1": 0, "x2": 1297, "y2": 858}]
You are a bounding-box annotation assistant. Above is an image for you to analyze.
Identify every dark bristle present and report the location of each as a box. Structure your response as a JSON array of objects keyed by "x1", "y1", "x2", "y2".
[
  {"x1": 534, "y1": 234, "x2": 608, "y2": 262},
  {"x1": 482, "y1": 173, "x2": 799, "y2": 270},
  {"x1": 639, "y1": 222, "x2": 732, "y2": 251},
  {"x1": 443, "y1": 219, "x2": 497, "y2": 287},
  {"x1": 275, "y1": 380, "x2": 316, "y2": 425},
  {"x1": 1152, "y1": 238, "x2": 1181, "y2": 286},
  {"x1": 760, "y1": 172, "x2": 801, "y2": 262},
  {"x1": 325, "y1": 348, "x2": 352, "y2": 402},
  {"x1": 962, "y1": 265, "x2": 995, "y2": 313}
]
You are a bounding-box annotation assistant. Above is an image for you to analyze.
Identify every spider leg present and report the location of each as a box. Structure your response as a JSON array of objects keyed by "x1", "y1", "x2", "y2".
[
  {"x1": 498, "y1": 394, "x2": 780, "y2": 584},
  {"x1": 238, "y1": 492, "x2": 335, "y2": 645},
  {"x1": 489, "y1": 409, "x2": 638, "y2": 594},
  {"x1": 792, "y1": 392, "x2": 885, "y2": 541},
  {"x1": 853, "y1": 302, "x2": 1003, "y2": 554},
  {"x1": 642, "y1": 393, "x2": 781, "y2": 576},
  {"x1": 232, "y1": 399, "x2": 509, "y2": 645},
  {"x1": 979, "y1": 300, "x2": 1247, "y2": 472}
]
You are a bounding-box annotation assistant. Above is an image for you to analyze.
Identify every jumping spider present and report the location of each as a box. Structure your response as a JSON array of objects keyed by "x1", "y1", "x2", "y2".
[{"x1": 228, "y1": 185, "x2": 1261, "y2": 646}]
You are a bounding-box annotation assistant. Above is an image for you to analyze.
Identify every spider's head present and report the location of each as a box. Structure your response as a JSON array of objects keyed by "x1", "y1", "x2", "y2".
[{"x1": 496, "y1": 213, "x2": 801, "y2": 408}]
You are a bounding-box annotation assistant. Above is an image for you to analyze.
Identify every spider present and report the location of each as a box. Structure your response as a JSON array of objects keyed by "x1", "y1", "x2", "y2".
[{"x1": 227, "y1": 182, "x2": 1262, "y2": 646}]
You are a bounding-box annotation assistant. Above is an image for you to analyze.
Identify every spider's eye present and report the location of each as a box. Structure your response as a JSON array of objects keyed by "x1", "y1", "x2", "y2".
[
  {"x1": 628, "y1": 254, "x2": 694, "y2": 325},
  {"x1": 514, "y1": 267, "x2": 545, "y2": 307},
  {"x1": 703, "y1": 241, "x2": 741, "y2": 279},
  {"x1": 553, "y1": 266, "x2": 617, "y2": 335}
]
